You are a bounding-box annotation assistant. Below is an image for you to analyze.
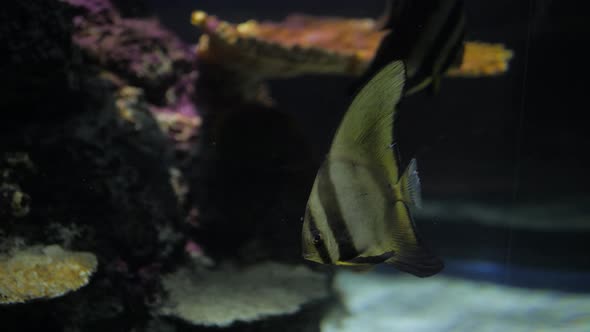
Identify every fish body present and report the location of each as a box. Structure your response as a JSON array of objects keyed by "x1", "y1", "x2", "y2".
[
  {"x1": 302, "y1": 0, "x2": 466, "y2": 277},
  {"x1": 302, "y1": 61, "x2": 442, "y2": 277}
]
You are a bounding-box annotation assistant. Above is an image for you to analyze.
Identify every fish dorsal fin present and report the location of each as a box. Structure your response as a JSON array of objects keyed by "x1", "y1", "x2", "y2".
[
  {"x1": 330, "y1": 60, "x2": 406, "y2": 182},
  {"x1": 399, "y1": 158, "x2": 422, "y2": 208}
]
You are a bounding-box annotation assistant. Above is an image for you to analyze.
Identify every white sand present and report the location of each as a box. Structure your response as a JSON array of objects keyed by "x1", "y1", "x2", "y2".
[{"x1": 323, "y1": 270, "x2": 590, "y2": 332}]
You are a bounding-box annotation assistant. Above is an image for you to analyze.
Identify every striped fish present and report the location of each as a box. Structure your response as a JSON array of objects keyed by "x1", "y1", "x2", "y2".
[
  {"x1": 301, "y1": 0, "x2": 465, "y2": 277},
  {"x1": 359, "y1": 0, "x2": 466, "y2": 95},
  {"x1": 301, "y1": 61, "x2": 443, "y2": 277}
]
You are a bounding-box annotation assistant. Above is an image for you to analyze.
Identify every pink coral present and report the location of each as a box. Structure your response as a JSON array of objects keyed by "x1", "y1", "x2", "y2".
[
  {"x1": 65, "y1": 0, "x2": 197, "y2": 102},
  {"x1": 64, "y1": 0, "x2": 202, "y2": 153}
]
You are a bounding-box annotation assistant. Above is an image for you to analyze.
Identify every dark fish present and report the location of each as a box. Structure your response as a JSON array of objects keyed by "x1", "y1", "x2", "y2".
[{"x1": 359, "y1": 0, "x2": 466, "y2": 95}]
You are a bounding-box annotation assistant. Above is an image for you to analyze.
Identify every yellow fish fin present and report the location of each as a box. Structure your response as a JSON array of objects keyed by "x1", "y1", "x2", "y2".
[
  {"x1": 384, "y1": 201, "x2": 443, "y2": 277},
  {"x1": 335, "y1": 260, "x2": 364, "y2": 267},
  {"x1": 330, "y1": 60, "x2": 406, "y2": 182},
  {"x1": 339, "y1": 251, "x2": 396, "y2": 265},
  {"x1": 399, "y1": 158, "x2": 422, "y2": 208}
]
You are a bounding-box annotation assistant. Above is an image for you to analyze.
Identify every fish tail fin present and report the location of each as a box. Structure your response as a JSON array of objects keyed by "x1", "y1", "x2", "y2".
[
  {"x1": 385, "y1": 201, "x2": 443, "y2": 277},
  {"x1": 400, "y1": 158, "x2": 422, "y2": 208}
]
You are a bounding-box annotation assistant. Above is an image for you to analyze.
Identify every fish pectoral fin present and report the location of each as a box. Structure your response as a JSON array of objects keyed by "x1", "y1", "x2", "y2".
[
  {"x1": 385, "y1": 201, "x2": 444, "y2": 277},
  {"x1": 399, "y1": 158, "x2": 422, "y2": 208}
]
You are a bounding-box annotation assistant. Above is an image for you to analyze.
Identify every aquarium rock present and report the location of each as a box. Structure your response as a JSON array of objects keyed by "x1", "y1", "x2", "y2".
[
  {"x1": 1, "y1": 0, "x2": 199, "y2": 329},
  {"x1": 0, "y1": 245, "x2": 97, "y2": 304},
  {"x1": 0, "y1": 0, "x2": 81, "y2": 124},
  {"x1": 159, "y1": 262, "x2": 329, "y2": 327},
  {"x1": 0, "y1": 153, "x2": 36, "y2": 219}
]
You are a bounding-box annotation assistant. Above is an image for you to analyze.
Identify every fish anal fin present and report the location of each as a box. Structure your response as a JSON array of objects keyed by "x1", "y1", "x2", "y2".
[
  {"x1": 335, "y1": 261, "x2": 374, "y2": 272},
  {"x1": 343, "y1": 251, "x2": 396, "y2": 265},
  {"x1": 336, "y1": 260, "x2": 365, "y2": 267},
  {"x1": 384, "y1": 201, "x2": 443, "y2": 277},
  {"x1": 399, "y1": 158, "x2": 422, "y2": 208},
  {"x1": 384, "y1": 245, "x2": 443, "y2": 277}
]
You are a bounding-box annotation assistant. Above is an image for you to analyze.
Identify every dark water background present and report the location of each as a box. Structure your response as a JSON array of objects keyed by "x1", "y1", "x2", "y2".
[{"x1": 142, "y1": 0, "x2": 589, "y2": 284}]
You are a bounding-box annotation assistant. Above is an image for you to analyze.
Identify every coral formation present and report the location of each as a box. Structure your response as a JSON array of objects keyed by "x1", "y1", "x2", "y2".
[
  {"x1": 153, "y1": 110, "x2": 202, "y2": 154},
  {"x1": 0, "y1": 184, "x2": 30, "y2": 218},
  {"x1": 0, "y1": 0, "x2": 193, "y2": 326},
  {"x1": 191, "y1": 10, "x2": 513, "y2": 79},
  {"x1": 65, "y1": 0, "x2": 195, "y2": 96},
  {"x1": 159, "y1": 262, "x2": 329, "y2": 327},
  {"x1": 447, "y1": 41, "x2": 514, "y2": 77},
  {"x1": 0, "y1": 245, "x2": 97, "y2": 304},
  {"x1": 0, "y1": 0, "x2": 323, "y2": 330},
  {"x1": 190, "y1": 10, "x2": 514, "y2": 104},
  {"x1": 192, "y1": 11, "x2": 383, "y2": 78},
  {"x1": 65, "y1": 0, "x2": 202, "y2": 156},
  {"x1": 0, "y1": 153, "x2": 35, "y2": 219}
]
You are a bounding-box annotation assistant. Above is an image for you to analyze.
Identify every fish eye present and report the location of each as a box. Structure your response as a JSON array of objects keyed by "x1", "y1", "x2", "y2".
[{"x1": 312, "y1": 233, "x2": 322, "y2": 244}]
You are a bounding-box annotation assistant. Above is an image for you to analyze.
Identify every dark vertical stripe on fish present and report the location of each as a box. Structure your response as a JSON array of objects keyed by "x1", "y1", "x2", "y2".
[
  {"x1": 317, "y1": 161, "x2": 359, "y2": 261},
  {"x1": 306, "y1": 208, "x2": 332, "y2": 264}
]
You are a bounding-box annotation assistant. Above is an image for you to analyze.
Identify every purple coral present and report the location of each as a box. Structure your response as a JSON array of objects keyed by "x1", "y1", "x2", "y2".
[
  {"x1": 62, "y1": 0, "x2": 114, "y2": 13},
  {"x1": 63, "y1": 0, "x2": 201, "y2": 152},
  {"x1": 65, "y1": 0, "x2": 197, "y2": 102}
]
